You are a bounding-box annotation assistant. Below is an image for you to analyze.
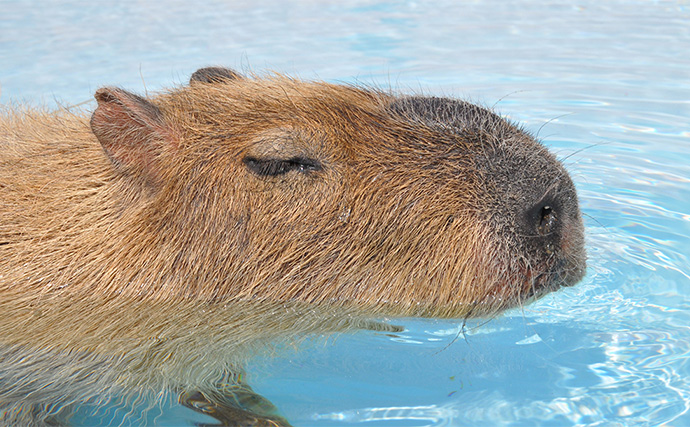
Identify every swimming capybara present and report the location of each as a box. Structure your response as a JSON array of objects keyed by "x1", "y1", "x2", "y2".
[{"x1": 0, "y1": 67, "x2": 586, "y2": 426}]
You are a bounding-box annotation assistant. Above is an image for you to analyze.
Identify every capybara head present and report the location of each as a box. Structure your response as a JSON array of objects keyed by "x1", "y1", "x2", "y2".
[{"x1": 81, "y1": 67, "x2": 585, "y2": 318}]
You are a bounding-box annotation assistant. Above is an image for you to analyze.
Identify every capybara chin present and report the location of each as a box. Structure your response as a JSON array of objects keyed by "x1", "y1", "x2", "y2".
[{"x1": 0, "y1": 67, "x2": 585, "y2": 426}]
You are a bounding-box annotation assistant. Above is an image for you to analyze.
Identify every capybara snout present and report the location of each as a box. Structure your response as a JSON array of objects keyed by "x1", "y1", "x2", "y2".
[
  {"x1": 383, "y1": 94, "x2": 585, "y2": 311},
  {"x1": 0, "y1": 66, "x2": 585, "y2": 425}
]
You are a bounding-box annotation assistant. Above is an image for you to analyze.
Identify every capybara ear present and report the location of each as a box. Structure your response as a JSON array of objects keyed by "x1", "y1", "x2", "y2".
[
  {"x1": 90, "y1": 87, "x2": 176, "y2": 184},
  {"x1": 189, "y1": 67, "x2": 243, "y2": 84}
]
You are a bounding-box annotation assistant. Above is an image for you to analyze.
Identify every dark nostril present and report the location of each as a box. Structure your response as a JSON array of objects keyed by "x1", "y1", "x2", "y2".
[{"x1": 537, "y1": 205, "x2": 557, "y2": 235}]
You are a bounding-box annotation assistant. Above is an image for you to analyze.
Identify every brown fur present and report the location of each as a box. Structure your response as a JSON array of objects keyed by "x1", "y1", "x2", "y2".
[{"x1": 0, "y1": 69, "x2": 585, "y2": 425}]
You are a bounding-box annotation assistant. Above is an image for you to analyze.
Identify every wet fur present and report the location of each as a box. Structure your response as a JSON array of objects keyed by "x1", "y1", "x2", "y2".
[{"x1": 0, "y1": 70, "x2": 585, "y2": 425}]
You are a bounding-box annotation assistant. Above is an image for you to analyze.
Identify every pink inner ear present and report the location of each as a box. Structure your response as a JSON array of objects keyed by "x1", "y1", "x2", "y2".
[{"x1": 91, "y1": 87, "x2": 177, "y2": 183}]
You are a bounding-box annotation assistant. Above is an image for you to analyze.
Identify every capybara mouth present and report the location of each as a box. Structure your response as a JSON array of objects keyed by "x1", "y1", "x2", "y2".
[{"x1": 466, "y1": 242, "x2": 586, "y2": 317}]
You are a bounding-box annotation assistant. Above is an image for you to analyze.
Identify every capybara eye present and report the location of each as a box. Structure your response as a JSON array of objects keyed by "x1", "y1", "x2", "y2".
[{"x1": 243, "y1": 156, "x2": 322, "y2": 177}]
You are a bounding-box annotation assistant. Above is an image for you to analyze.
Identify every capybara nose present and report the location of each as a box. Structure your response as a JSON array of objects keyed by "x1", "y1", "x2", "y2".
[
  {"x1": 529, "y1": 200, "x2": 558, "y2": 238},
  {"x1": 527, "y1": 199, "x2": 560, "y2": 258},
  {"x1": 522, "y1": 182, "x2": 576, "y2": 241}
]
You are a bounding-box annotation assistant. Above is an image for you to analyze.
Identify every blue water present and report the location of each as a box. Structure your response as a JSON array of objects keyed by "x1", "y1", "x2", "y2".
[{"x1": 2, "y1": 0, "x2": 689, "y2": 425}]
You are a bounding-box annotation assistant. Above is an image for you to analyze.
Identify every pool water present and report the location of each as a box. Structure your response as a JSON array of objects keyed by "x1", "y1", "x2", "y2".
[{"x1": 2, "y1": 0, "x2": 689, "y2": 425}]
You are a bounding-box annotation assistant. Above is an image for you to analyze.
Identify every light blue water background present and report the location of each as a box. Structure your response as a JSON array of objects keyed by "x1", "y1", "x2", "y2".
[{"x1": 2, "y1": 0, "x2": 689, "y2": 425}]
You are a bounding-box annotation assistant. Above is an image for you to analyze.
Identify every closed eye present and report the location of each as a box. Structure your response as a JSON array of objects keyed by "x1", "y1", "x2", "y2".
[{"x1": 243, "y1": 156, "x2": 322, "y2": 176}]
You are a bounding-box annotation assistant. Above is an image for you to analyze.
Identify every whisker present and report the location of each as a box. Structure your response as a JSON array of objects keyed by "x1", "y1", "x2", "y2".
[
  {"x1": 560, "y1": 141, "x2": 610, "y2": 163},
  {"x1": 536, "y1": 113, "x2": 574, "y2": 140}
]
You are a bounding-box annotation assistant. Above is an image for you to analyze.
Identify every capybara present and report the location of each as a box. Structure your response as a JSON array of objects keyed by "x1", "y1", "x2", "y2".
[{"x1": 0, "y1": 67, "x2": 586, "y2": 426}]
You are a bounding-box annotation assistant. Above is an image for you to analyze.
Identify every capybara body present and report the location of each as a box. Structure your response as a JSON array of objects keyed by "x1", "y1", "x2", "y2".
[{"x1": 0, "y1": 67, "x2": 586, "y2": 425}]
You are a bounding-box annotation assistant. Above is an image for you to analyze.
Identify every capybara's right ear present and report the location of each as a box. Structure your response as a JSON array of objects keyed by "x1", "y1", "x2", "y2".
[
  {"x1": 189, "y1": 67, "x2": 243, "y2": 84},
  {"x1": 90, "y1": 87, "x2": 177, "y2": 185}
]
